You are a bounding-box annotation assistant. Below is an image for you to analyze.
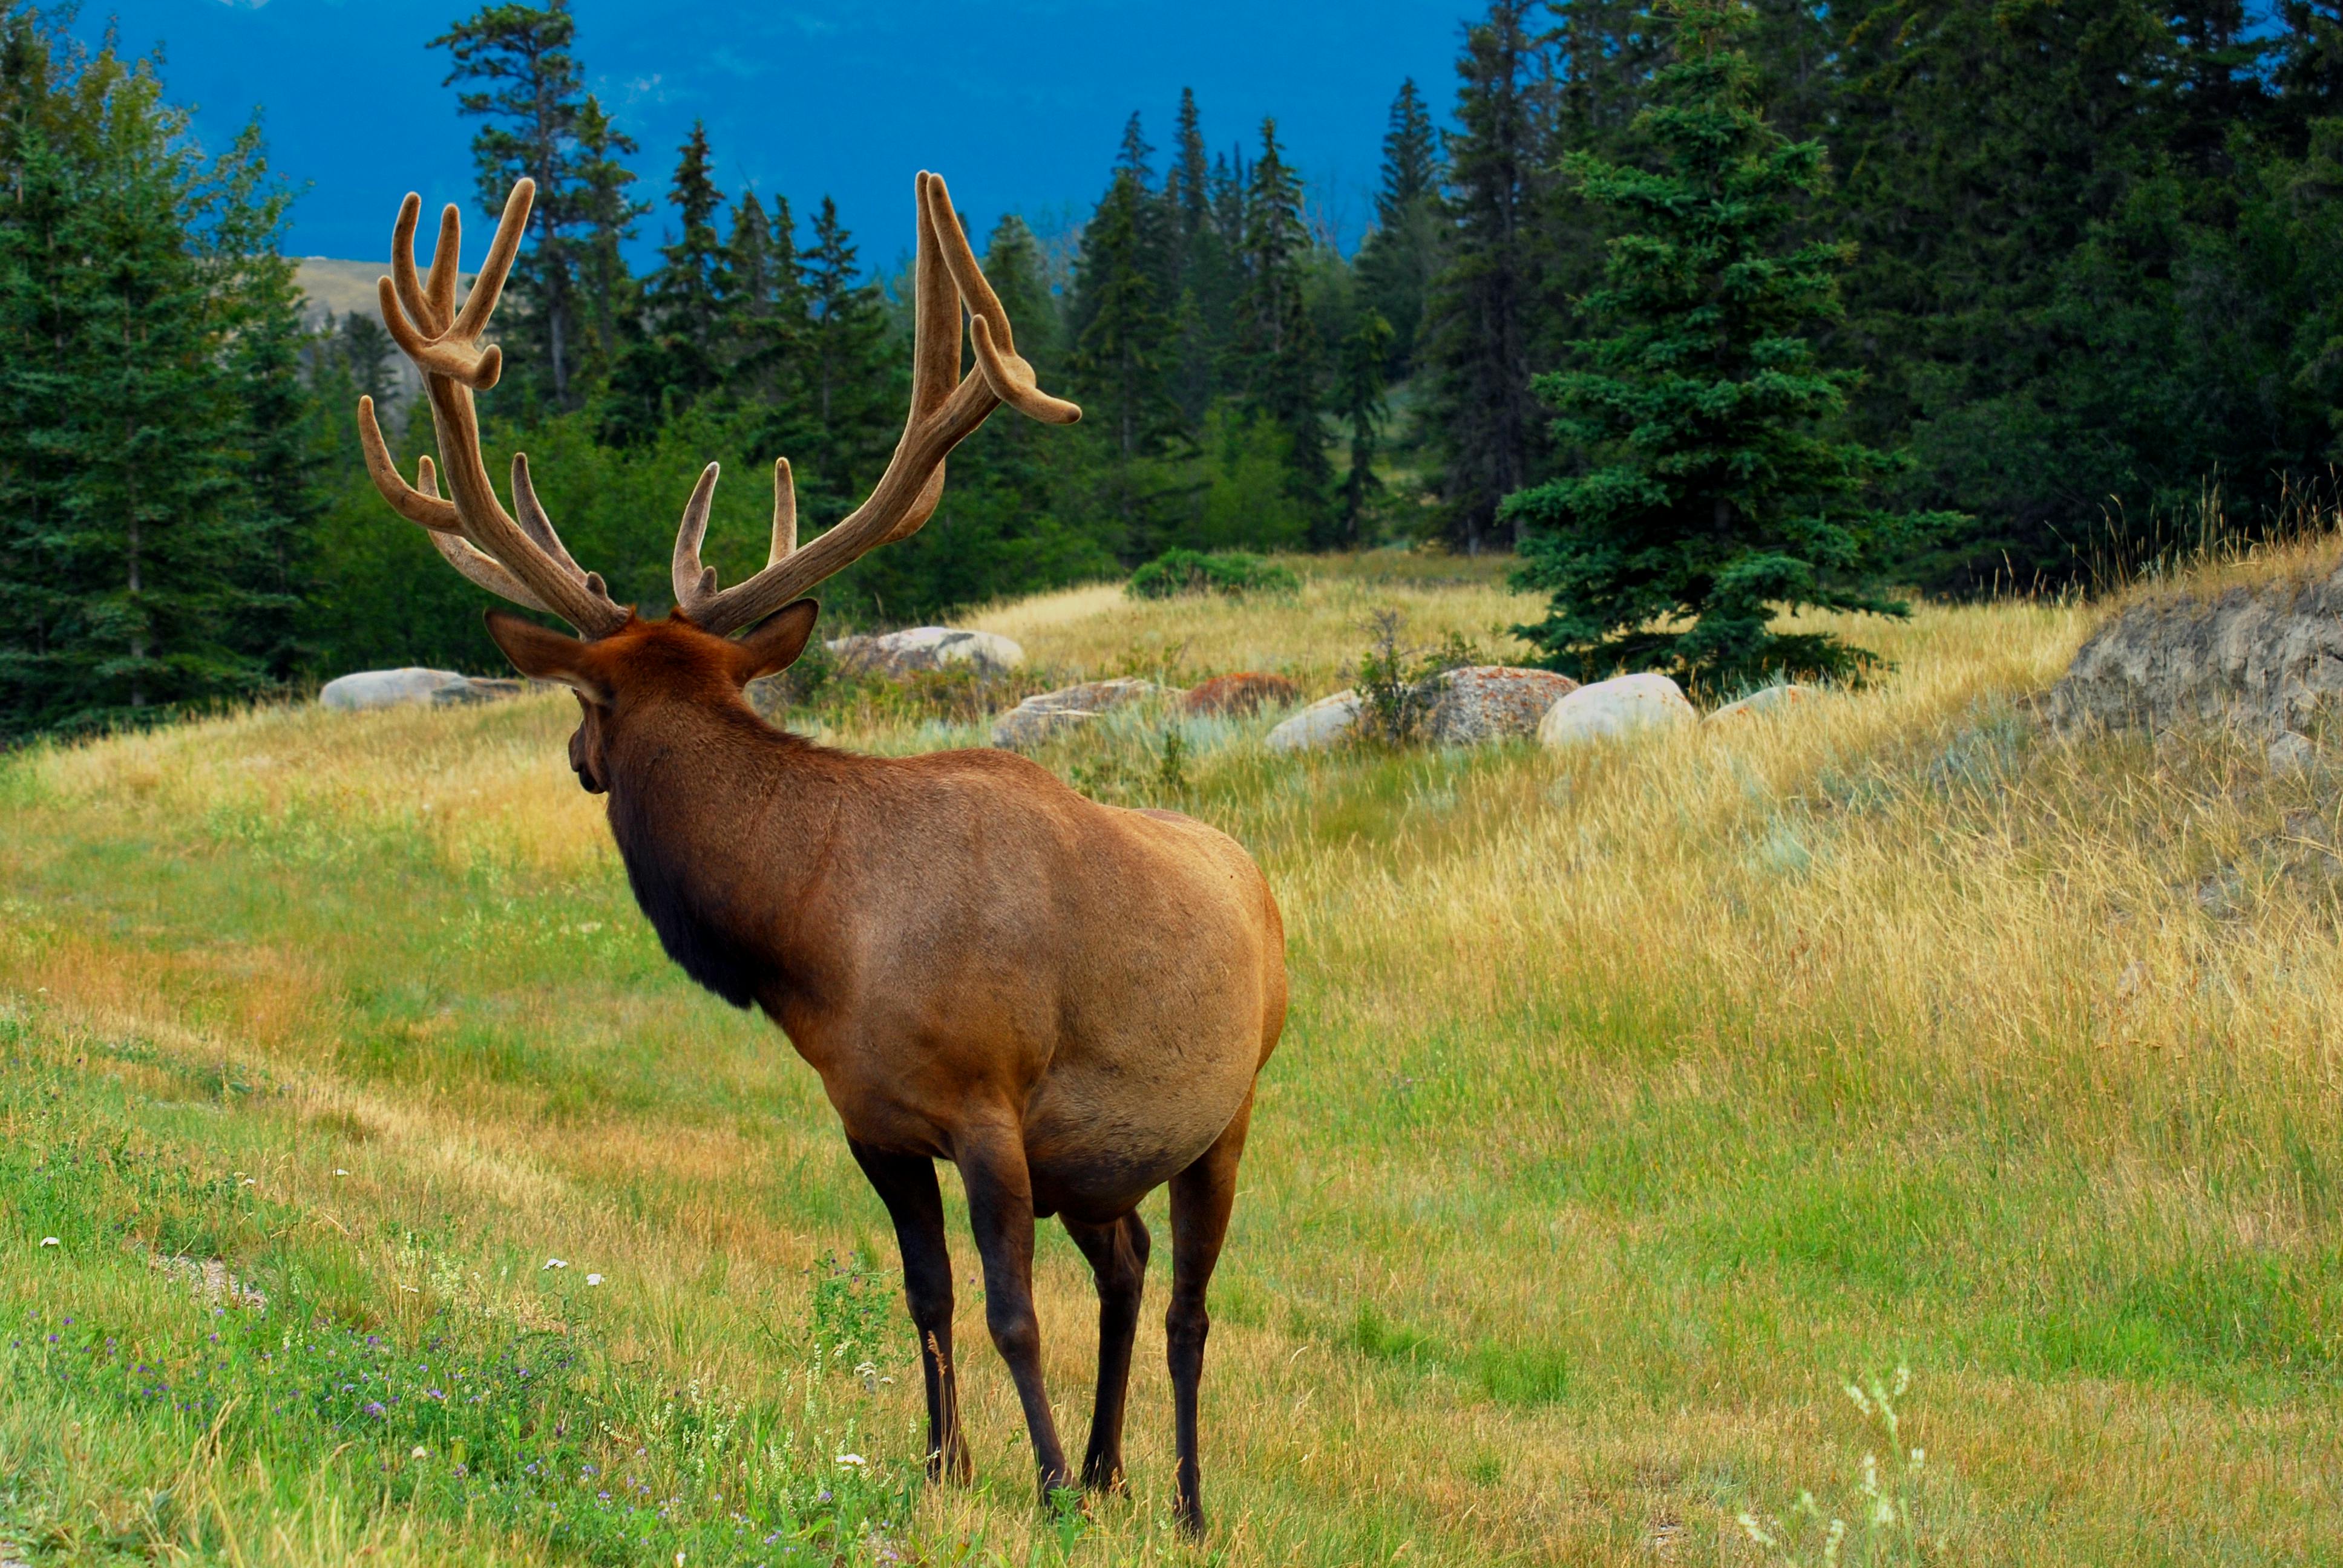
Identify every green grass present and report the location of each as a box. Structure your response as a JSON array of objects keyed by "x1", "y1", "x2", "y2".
[{"x1": 2, "y1": 568, "x2": 2341, "y2": 1563}]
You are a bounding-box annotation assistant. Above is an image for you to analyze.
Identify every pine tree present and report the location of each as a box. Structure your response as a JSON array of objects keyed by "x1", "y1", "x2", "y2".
[
  {"x1": 1507, "y1": 0, "x2": 1942, "y2": 691},
  {"x1": 1423, "y1": 0, "x2": 1553, "y2": 553},
  {"x1": 1231, "y1": 117, "x2": 1329, "y2": 527},
  {"x1": 432, "y1": 0, "x2": 634, "y2": 411},
  {"x1": 1355, "y1": 77, "x2": 1446, "y2": 375}
]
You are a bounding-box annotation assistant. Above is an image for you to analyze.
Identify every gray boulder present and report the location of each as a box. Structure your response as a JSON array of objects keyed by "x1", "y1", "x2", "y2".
[
  {"x1": 2049, "y1": 560, "x2": 2343, "y2": 736},
  {"x1": 991, "y1": 678, "x2": 1164, "y2": 750},
  {"x1": 1704, "y1": 682, "x2": 1817, "y2": 725},
  {"x1": 828, "y1": 626, "x2": 1025, "y2": 677},
  {"x1": 1420, "y1": 666, "x2": 1579, "y2": 745},
  {"x1": 1264, "y1": 690, "x2": 1363, "y2": 753},
  {"x1": 1536, "y1": 673, "x2": 1696, "y2": 748},
  {"x1": 320, "y1": 668, "x2": 522, "y2": 711}
]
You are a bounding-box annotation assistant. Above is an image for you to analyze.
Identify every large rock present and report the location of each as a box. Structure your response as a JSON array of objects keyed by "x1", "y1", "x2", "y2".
[
  {"x1": 2050, "y1": 561, "x2": 2343, "y2": 735},
  {"x1": 1536, "y1": 673, "x2": 1696, "y2": 748},
  {"x1": 1265, "y1": 690, "x2": 1362, "y2": 753},
  {"x1": 1184, "y1": 671, "x2": 1302, "y2": 716},
  {"x1": 320, "y1": 668, "x2": 522, "y2": 711},
  {"x1": 991, "y1": 679, "x2": 1164, "y2": 750},
  {"x1": 1420, "y1": 665, "x2": 1578, "y2": 745},
  {"x1": 828, "y1": 626, "x2": 1025, "y2": 678},
  {"x1": 1704, "y1": 682, "x2": 1816, "y2": 725}
]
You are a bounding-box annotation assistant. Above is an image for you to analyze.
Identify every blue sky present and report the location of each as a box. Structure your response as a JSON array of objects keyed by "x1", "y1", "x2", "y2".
[{"x1": 74, "y1": 1, "x2": 1472, "y2": 271}]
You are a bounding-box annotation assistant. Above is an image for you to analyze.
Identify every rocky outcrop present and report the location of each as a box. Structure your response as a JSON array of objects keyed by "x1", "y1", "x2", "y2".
[
  {"x1": 320, "y1": 668, "x2": 523, "y2": 711},
  {"x1": 1183, "y1": 672, "x2": 1301, "y2": 716},
  {"x1": 828, "y1": 626, "x2": 1025, "y2": 677},
  {"x1": 1536, "y1": 673, "x2": 1696, "y2": 748},
  {"x1": 2049, "y1": 561, "x2": 2343, "y2": 735},
  {"x1": 1420, "y1": 666, "x2": 1578, "y2": 745},
  {"x1": 991, "y1": 679, "x2": 1164, "y2": 750},
  {"x1": 1704, "y1": 683, "x2": 1815, "y2": 725},
  {"x1": 1264, "y1": 690, "x2": 1362, "y2": 753}
]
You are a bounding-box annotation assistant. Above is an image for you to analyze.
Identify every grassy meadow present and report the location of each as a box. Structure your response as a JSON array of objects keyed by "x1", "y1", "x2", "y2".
[{"x1": 3, "y1": 552, "x2": 2339, "y2": 1565}]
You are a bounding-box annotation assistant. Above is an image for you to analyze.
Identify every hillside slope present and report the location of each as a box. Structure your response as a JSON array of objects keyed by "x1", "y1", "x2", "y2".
[{"x1": 3, "y1": 567, "x2": 2336, "y2": 1565}]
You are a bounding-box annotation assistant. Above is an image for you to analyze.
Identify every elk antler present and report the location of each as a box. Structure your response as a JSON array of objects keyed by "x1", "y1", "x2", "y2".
[
  {"x1": 670, "y1": 171, "x2": 1081, "y2": 636},
  {"x1": 356, "y1": 179, "x2": 632, "y2": 638}
]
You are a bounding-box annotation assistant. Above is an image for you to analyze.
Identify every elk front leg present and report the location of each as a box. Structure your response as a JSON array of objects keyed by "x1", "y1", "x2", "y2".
[
  {"x1": 1063, "y1": 1211, "x2": 1150, "y2": 1493},
  {"x1": 955, "y1": 1125, "x2": 1073, "y2": 1502},
  {"x1": 1166, "y1": 1094, "x2": 1253, "y2": 1535},
  {"x1": 848, "y1": 1139, "x2": 971, "y2": 1483}
]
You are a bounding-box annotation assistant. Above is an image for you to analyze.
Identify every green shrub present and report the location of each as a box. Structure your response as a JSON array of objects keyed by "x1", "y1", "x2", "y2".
[{"x1": 1124, "y1": 548, "x2": 1301, "y2": 602}]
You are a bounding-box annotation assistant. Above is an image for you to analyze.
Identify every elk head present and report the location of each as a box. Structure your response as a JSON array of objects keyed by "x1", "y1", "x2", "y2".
[{"x1": 356, "y1": 173, "x2": 1080, "y2": 789}]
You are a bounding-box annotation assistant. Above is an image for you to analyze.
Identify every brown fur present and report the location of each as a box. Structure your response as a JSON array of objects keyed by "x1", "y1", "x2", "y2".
[{"x1": 488, "y1": 605, "x2": 1286, "y2": 1528}]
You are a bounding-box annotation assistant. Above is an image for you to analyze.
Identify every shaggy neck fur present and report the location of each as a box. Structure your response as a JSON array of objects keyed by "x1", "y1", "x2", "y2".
[{"x1": 599, "y1": 696, "x2": 837, "y2": 1013}]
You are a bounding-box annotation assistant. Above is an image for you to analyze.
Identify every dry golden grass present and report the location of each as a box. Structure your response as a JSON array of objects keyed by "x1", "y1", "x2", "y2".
[{"x1": 4, "y1": 564, "x2": 2341, "y2": 1564}]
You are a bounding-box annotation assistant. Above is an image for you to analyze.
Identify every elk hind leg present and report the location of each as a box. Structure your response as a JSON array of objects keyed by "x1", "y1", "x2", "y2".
[
  {"x1": 1063, "y1": 1210, "x2": 1150, "y2": 1493},
  {"x1": 1166, "y1": 1094, "x2": 1253, "y2": 1536},
  {"x1": 848, "y1": 1139, "x2": 971, "y2": 1483},
  {"x1": 957, "y1": 1126, "x2": 1074, "y2": 1501}
]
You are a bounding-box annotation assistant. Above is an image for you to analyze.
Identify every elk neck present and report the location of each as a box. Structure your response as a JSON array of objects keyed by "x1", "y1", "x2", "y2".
[{"x1": 596, "y1": 693, "x2": 842, "y2": 1016}]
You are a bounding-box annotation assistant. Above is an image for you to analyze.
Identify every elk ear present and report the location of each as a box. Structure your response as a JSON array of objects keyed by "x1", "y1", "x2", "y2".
[
  {"x1": 484, "y1": 609, "x2": 609, "y2": 702},
  {"x1": 729, "y1": 598, "x2": 821, "y2": 685}
]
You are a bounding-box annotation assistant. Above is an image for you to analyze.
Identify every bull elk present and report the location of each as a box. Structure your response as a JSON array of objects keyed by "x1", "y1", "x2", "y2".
[{"x1": 353, "y1": 174, "x2": 1286, "y2": 1532}]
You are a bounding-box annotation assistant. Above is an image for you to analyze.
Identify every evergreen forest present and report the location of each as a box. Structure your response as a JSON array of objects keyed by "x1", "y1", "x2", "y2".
[{"x1": 7, "y1": 0, "x2": 2343, "y2": 732}]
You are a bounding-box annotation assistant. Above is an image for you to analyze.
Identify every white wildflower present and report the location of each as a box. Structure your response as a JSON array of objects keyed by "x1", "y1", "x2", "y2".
[{"x1": 834, "y1": 1453, "x2": 865, "y2": 1467}]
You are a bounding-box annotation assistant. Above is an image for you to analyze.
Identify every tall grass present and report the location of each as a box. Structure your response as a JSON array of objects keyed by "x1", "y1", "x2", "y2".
[{"x1": 3, "y1": 563, "x2": 2338, "y2": 1564}]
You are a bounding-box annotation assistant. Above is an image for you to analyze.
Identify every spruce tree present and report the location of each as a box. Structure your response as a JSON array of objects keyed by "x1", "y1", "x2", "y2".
[
  {"x1": 645, "y1": 120, "x2": 727, "y2": 403},
  {"x1": 1164, "y1": 88, "x2": 1235, "y2": 424},
  {"x1": 569, "y1": 91, "x2": 644, "y2": 394},
  {"x1": 788, "y1": 196, "x2": 899, "y2": 527},
  {"x1": 1355, "y1": 77, "x2": 1447, "y2": 376},
  {"x1": 0, "y1": 21, "x2": 293, "y2": 731},
  {"x1": 1335, "y1": 310, "x2": 1395, "y2": 544},
  {"x1": 1423, "y1": 0, "x2": 1552, "y2": 552},
  {"x1": 1072, "y1": 168, "x2": 1176, "y2": 460},
  {"x1": 1231, "y1": 117, "x2": 1328, "y2": 528},
  {"x1": 1507, "y1": 0, "x2": 1940, "y2": 692}
]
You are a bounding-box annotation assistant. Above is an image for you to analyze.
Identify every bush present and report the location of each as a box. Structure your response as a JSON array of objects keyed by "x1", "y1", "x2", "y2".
[
  {"x1": 1352, "y1": 609, "x2": 1482, "y2": 746},
  {"x1": 1125, "y1": 548, "x2": 1301, "y2": 602}
]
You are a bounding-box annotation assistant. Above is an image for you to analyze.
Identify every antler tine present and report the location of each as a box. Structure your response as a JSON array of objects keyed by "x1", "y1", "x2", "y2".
[
  {"x1": 450, "y1": 180, "x2": 534, "y2": 343},
  {"x1": 423, "y1": 203, "x2": 463, "y2": 335},
  {"x1": 378, "y1": 275, "x2": 505, "y2": 388},
  {"x1": 670, "y1": 463, "x2": 724, "y2": 610},
  {"x1": 389, "y1": 195, "x2": 442, "y2": 338},
  {"x1": 414, "y1": 457, "x2": 552, "y2": 612},
  {"x1": 356, "y1": 396, "x2": 461, "y2": 533},
  {"x1": 358, "y1": 177, "x2": 632, "y2": 638},
  {"x1": 510, "y1": 453, "x2": 589, "y2": 577},
  {"x1": 772, "y1": 458, "x2": 798, "y2": 560},
  {"x1": 672, "y1": 171, "x2": 1081, "y2": 636},
  {"x1": 925, "y1": 173, "x2": 1080, "y2": 426}
]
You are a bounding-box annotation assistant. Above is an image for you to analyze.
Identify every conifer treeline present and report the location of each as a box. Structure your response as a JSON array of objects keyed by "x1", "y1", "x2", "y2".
[{"x1": 13, "y1": 0, "x2": 2343, "y2": 733}]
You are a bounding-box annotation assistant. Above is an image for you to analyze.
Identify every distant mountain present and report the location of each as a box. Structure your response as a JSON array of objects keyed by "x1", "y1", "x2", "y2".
[{"x1": 292, "y1": 256, "x2": 395, "y2": 330}]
